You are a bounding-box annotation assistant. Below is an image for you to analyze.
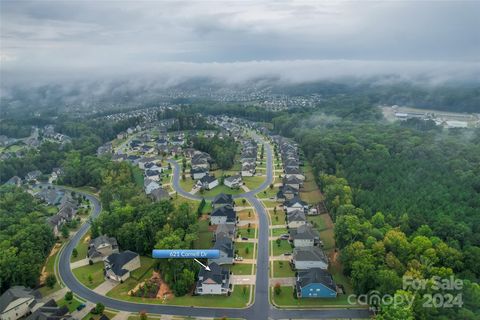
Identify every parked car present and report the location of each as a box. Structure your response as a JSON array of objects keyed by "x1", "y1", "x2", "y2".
[
  {"x1": 235, "y1": 256, "x2": 244, "y2": 261},
  {"x1": 241, "y1": 237, "x2": 248, "y2": 240},
  {"x1": 76, "y1": 304, "x2": 86, "y2": 311},
  {"x1": 283, "y1": 252, "x2": 292, "y2": 256},
  {"x1": 279, "y1": 235, "x2": 289, "y2": 240}
]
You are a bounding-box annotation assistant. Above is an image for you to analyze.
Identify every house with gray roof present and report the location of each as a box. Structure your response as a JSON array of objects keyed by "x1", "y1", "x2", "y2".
[
  {"x1": 87, "y1": 235, "x2": 119, "y2": 263},
  {"x1": 0, "y1": 286, "x2": 39, "y2": 320},
  {"x1": 26, "y1": 299, "x2": 72, "y2": 320},
  {"x1": 104, "y1": 250, "x2": 141, "y2": 282},
  {"x1": 292, "y1": 247, "x2": 328, "y2": 270},
  {"x1": 289, "y1": 224, "x2": 320, "y2": 247},
  {"x1": 208, "y1": 235, "x2": 234, "y2": 265},
  {"x1": 195, "y1": 262, "x2": 231, "y2": 295},
  {"x1": 296, "y1": 268, "x2": 337, "y2": 298}
]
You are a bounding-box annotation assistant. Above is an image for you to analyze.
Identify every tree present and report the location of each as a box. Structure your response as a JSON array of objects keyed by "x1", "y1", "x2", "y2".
[
  {"x1": 88, "y1": 274, "x2": 93, "y2": 284},
  {"x1": 65, "y1": 291, "x2": 73, "y2": 302},
  {"x1": 72, "y1": 248, "x2": 78, "y2": 258},
  {"x1": 276, "y1": 238, "x2": 281, "y2": 247},
  {"x1": 274, "y1": 283, "x2": 281, "y2": 296},
  {"x1": 61, "y1": 225, "x2": 69, "y2": 238},
  {"x1": 245, "y1": 246, "x2": 250, "y2": 255},
  {"x1": 139, "y1": 311, "x2": 148, "y2": 320},
  {"x1": 46, "y1": 274, "x2": 56, "y2": 288},
  {"x1": 94, "y1": 303, "x2": 105, "y2": 315}
]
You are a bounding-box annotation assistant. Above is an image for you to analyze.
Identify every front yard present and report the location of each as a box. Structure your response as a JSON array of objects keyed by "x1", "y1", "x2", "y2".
[
  {"x1": 272, "y1": 261, "x2": 295, "y2": 278},
  {"x1": 271, "y1": 240, "x2": 293, "y2": 256},
  {"x1": 72, "y1": 262, "x2": 105, "y2": 289},
  {"x1": 235, "y1": 242, "x2": 255, "y2": 259},
  {"x1": 229, "y1": 263, "x2": 255, "y2": 275}
]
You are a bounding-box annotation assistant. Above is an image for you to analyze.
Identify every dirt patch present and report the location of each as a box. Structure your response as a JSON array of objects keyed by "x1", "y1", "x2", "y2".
[{"x1": 39, "y1": 243, "x2": 62, "y2": 283}]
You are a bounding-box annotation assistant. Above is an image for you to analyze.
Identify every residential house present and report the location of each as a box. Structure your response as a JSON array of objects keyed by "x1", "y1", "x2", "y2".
[
  {"x1": 104, "y1": 251, "x2": 141, "y2": 282},
  {"x1": 286, "y1": 210, "x2": 307, "y2": 229},
  {"x1": 138, "y1": 157, "x2": 158, "y2": 169},
  {"x1": 283, "y1": 176, "x2": 303, "y2": 190},
  {"x1": 191, "y1": 152, "x2": 211, "y2": 170},
  {"x1": 0, "y1": 286, "x2": 38, "y2": 320},
  {"x1": 197, "y1": 175, "x2": 218, "y2": 190},
  {"x1": 195, "y1": 262, "x2": 231, "y2": 295},
  {"x1": 210, "y1": 205, "x2": 236, "y2": 225},
  {"x1": 36, "y1": 189, "x2": 64, "y2": 206},
  {"x1": 145, "y1": 169, "x2": 161, "y2": 182},
  {"x1": 208, "y1": 235, "x2": 234, "y2": 265},
  {"x1": 144, "y1": 179, "x2": 161, "y2": 195},
  {"x1": 215, "y1": 223, "x2": 236, "y2": 241},
  {"x1": 190, "y1": 167, "x2": 208, "y2": 180},
  {"x1": 212, "y1": 193, "x2": 234, "y2": 208},
  {"x1": 126, "y1": 155, "x2": 141, "y2": 165},
  {"x1": 25, "y1": 170, "x2": 42, "y2": 182},
  {"x1": 284, "y1": 196, "x2": 308, "y2": 213},
  {"x1": 292, "y1": 247, "x2": 328, "y2": 270},
  {"x1": 296, "y1": 268, "x2": 337, "y2": 298},
  {"x1": 26, "y1": 299, "x2": 72, "y2": 320},
  {"x1": 87, "y1": 235, "x2": 119, "y2": 263},
  {"x1": 284, "y1": 167, "x2": 305, "y2": 181},
  {"x1": 241, "y1": 162, "x2": 256, "y2": 177},
  {"x1": 276, "y1": 185, "x2": 298, "y2": 202},
  {"x1": 150, "y1": 188, "x2": 170, "y2": 202},
  {"x1": 224, "y1": 175, "x2": 242, "y2": 189},
  {"x1": 3, "y1": 176, "x2": 22, "y2": 187},
  {"x1": 289, "y1": 224, "x2": 320, "y2": 247},
  {"x1": 171, "y1": 136, "x2": 185, "y2": 146}
]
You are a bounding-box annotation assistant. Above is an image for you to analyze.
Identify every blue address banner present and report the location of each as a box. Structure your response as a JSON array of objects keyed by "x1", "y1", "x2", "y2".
[{"x1": 152, "y1": 249, "x2": 220, "y2": 259}]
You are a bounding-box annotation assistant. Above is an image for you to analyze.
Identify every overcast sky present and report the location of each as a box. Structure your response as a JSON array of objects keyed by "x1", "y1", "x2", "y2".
[{"x1": 1, "y1": 1, "x2": 480, "y2": 85}]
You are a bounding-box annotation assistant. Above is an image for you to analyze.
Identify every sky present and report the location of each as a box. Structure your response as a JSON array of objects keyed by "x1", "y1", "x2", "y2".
[{"x1": 1, "y1": 0, "x2": 480, "y2": 85}]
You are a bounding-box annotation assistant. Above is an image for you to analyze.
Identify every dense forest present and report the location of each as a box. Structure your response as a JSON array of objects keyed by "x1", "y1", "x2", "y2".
[
  {"x1": 0, "y1": 186, "x2": 56, "y2": 294},
  {"x1": 273, "y1": 113, "x2": 480, "y2": 319},
  {"x1": 191, "y1": 135, "x2": 239, "y2": 170}
]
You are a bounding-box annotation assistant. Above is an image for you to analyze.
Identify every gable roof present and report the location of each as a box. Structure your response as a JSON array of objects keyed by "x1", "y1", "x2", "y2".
[
  {"x1": 0, "y1": 286, "x2": 36, "y2": 313},
  {"x1": 211, "y1": 205, "x2": 236, "y2": 222},
  {"x1": 212, "y1": 235, "x2": 234, "y2": 257},
  {"x1": 284, "y1": 196, "x2": 307, "y2": 208},
  {"x1": 105, "y1": 251, "x2": 139, "y2": 276},
  {"x1": 293, "y1": 246, "x2": 328, "y2": 264},
  {"x1": 297, "y1": 268, "x2": 336, "y2": 292},
  {"x1": 290, "y1": 224, "x2": 320, "y2": 240},
  {"x1": 200, "y1": 175, "x2": 217, "y2": 184},
  {"x1": 287, "y1": 210, "x2": 307, "y2": 222},
  {"x1": 197, "y1": 262, "x2": 228, "y2": 285},
  {"x1": 212, "y1": 193, "x2": 233, "y2": 206}
]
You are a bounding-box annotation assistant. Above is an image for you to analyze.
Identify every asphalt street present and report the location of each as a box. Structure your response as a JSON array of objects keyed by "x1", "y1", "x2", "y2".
[{"x1": 55, "y1": 136, "x2": 371, "y2": 320}]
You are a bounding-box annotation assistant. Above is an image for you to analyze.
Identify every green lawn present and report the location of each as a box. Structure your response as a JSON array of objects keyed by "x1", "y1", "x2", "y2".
[
  {"x1": 271, "y1": 227, "x2": 288, "y2": 237},
  {"x1": 71, "y1": 233, "x2": 90, "y2": 262},
  {"x1": 235, "y1": 242, "x2": 255, "y2": 259},
  {"x1": 272, "y1": 286, "x2": 356, "y2": 308},
  {"x1": 307, "y1": 215, "x2": 327, "y2": 231},
  {"x1": 262, "y1": 186, "x2": 279, "y2": 198},
  {"x1": 234, "y1": 198, "x2": 249, "y2": 206},
  {"x1": 179, "y1": 176, "x2": 196, "y2": 191},
  {"x1": 39, "y1": 244, "x2": 63, "y2": 297},
  {"x1": 270, "y1": 210, "x2": 286, "y2": 226},
  {"x1": 72, "y1": 262, "x2": 105, "y2": 289},
  {"x1": 130, "y1": 256, "x2": 156, "y2": 280},
  {"x1": 261, "y1": 200, "x2": 278, "y2": 208},
  {"x1": 229, "y1": 263, "x2": 254, "y2": 275},
  {"x1": 272, "y1": 261, "x2": 295, "y2": 278},
  {"x1": 56, "y1": 297, "x2": 82, "y2": 313},
  {"x1": 243, "y1": 176, "x2": 265, "y2": 190},
  {"x1": 201, "y1": 185, "x2": 244, "y2": 197},
  {"x1": 109, "y1": 279, "x2": 252, "y2": 308},
  {"x1": 271, "y1": 240, "x2": 293, "y2": 256},
  {"x1": 238, "y1": 226, "x2": 257, "y2": 239},
  {"x1": 194, "y1": 219, "x2": 213, "y2": 249}
]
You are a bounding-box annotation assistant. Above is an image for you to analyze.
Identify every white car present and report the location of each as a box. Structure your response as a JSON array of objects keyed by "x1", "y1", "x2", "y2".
[{"x1": 235, "y1": 256, "x2": 244, "y2": 261}]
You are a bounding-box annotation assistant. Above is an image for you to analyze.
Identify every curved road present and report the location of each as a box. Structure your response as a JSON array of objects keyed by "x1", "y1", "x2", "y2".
[{"x1": 56, "y1": 135, "x2": 371, "y2": 320}]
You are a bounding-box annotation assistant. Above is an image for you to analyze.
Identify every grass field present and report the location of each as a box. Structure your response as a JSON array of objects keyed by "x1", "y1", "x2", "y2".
[
  {"x1": 271, "y1": 227, "x2": 288, "y2": 237},
  {"x1": 194, "y1": 219, "x2": 213, "y2": 249},
  {"x1": 72, "y1": 262, "x2": 105, "y2": 289},
  {"x1": 307, "y1": 215, "x2": 327, "y2": 231},
  {"x1": 179, "y1": 176, "x2": 196, "y2": 191},
  {"x1": 237, "y1": 209, "x2": 255, "y2": 220},
  {"x1": 300, "y1": 163, "x2": 323, "y2": 205},
  {"x1": 243, "y1": 176, "x2": 265, "y2": 190},
  {"x1": 271, "y1": 240, "x2": 293, "y2": 256},
  {"x1": 235, "y1": 242, "x2": 255, "y2": 259},
  {"x1": 229, "y1": 263, "x2": 254, "y2": 275},
  {"x1": 261, "y1": 186, "x2": 279, "y2": 198},
  {"x1": 272, "y1": 261, "x2": 295, "y2": 278},
  {"x1": 261, "y1": 200, "x2": 279, "y2": 209},
  {"x1": 201, "y1": 185, "x2": 244, "y2": 197},
  {"x1": 237, "y1": 226, "x2": 257, "y2": 239},
  {"x1": 57, "y1": 297, "x2": 82, "y2": 313},
  {"x1": 271, "y1": 286, "x2": 356, "y2": 308},
  {"x1": 270, "y1": 210, "x2": 286, "y2": 226},
  {"x1": 71, "y1": 233, "x2": 90, "y2": 262}
]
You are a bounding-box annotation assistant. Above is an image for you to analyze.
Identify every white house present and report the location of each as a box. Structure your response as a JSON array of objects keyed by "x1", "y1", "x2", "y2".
[
  {"x1": 287, "y1": 210, "x2": 307, "y2": 229},
  {"x1": 224, "y1": 175, "x2": 242, "y2": 189},
  {"x1": 191, "y1": 167, "x2": 208, "y2": 180},
  {"x1": 210, "y1": 205, "x2": 236, "y2": 225},
  {"x1": 144, "y1": 179, "x2": 161, "y2": 195},
  {"x1": 0, "y1": 286, "x2": 37, "y2": 320},
  {"x1": 195, "y1": 262, "x2": 230, "y2": 295},
  {"x1": 241, "y1": 162, "x2": 256, "y2": 177},
  {"x1": 284, "y1": 196, "x2": 308, "y2": 213},
  {"x1": 197, "y1": 175, "x2": 219, "y2": 190},
  {"x1": 290, "y1": 225, "x2": 320, "y2": 247}
]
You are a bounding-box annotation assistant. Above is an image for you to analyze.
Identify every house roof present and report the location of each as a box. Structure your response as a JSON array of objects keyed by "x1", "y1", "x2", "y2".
[
  {"x1": 197, "y1": 262, "x2": 228, "y2": 285},
  {"x1": 293, "y1": 247, "x2": 328, "y2": 264},
  {"x1": 26, "y1": 299, "x2": 71, "y2": 320},
  {"x1": 284, "y1": 196, "x2": 307, "y2": 208},
  {"x1": 297, "y1": 268, "x2": 336, "y2": 292},
  {"x1": 287, "y1": 210, "x2": 307, "y2": 222},
  {"x1": 290, "y1": 224, "x2": 320, "y2": 240},
  {"x1": 212, "y1": 235, "x2": 234, "y2": 257},
  {"x1": 212, "y1": 193, "x2": 233, "y2": 206},
  {"x1": 105, "y1": 251, "x2": 139, "y2": 276},
  {"x1": 0, "y1": 286, "x2": 36, "y2": 313},
  {"x1": 191, "y1": 167, "x2": 208, "y2": 174},
  {"x1": 211, "y1": 205, "x2": 236, "y2": 222},
  {"x1": 224, "y1": 175, "x2": 241, "y2": 183},
  {"x1": 283, "y1": 175, "x2": 303, "y2": 184},
  {"x1": 215, "y1": 223, "x2": 236, "y2": 237},
  {"x1": 200, "y1": 175, "x2": 217, "y2": 184}
]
